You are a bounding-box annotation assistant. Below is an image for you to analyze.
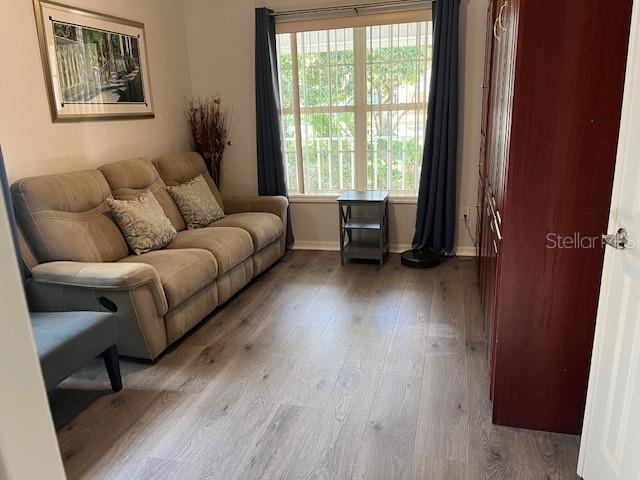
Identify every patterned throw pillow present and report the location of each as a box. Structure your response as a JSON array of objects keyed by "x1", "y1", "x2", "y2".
[
  {"x1": 167, "y1": 175, "x2": 225, "y2": 229},
  {"x1": 107, "y1": 190, "x2": 177, "y2": 255}
]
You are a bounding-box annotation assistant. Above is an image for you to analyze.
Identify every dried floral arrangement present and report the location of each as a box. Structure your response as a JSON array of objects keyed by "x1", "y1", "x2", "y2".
[{"x1": 186, "y1": 96, "x2": 232, "y2": 186}]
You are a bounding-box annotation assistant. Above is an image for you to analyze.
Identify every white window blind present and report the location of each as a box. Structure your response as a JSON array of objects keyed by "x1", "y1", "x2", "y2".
[{"x1": 276, "y1": 10, "x2": 433, "y2": 196}]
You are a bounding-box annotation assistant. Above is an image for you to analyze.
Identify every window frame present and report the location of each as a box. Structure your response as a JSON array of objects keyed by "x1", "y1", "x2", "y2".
[{"x1": 276, "y1": 9, "x2": 432, "y2": 199}]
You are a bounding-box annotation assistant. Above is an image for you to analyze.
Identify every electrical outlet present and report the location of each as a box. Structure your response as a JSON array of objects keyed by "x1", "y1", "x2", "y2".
[{"x1": 462, "y1": 206, "x2": 470, "y2": 219}]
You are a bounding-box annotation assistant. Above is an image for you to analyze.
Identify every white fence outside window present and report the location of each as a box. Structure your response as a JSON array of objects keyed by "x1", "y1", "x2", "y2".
[{"x1": 276, "y1": 18, "x2": 433, "y2": 196}]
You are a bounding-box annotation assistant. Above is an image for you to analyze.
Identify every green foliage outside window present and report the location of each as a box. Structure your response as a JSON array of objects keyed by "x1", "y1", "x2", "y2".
[{"x1": 278, "y1": 22, "x2": 432, "y2": 195}]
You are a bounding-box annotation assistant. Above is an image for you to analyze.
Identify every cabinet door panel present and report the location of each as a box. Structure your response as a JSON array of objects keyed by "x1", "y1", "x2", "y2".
[
  {"x1": 477, "y1": 0, "x2": 498, "y2": 289},
  {"x1": 486, "y1": 1, "x2": 504, "y2": 208},
  {"x1": 475, "y1": 172, "x2": 484, "y2": 260},
  {"x1": 496, "y1": 0, "x2": 519, "y2": 212}
]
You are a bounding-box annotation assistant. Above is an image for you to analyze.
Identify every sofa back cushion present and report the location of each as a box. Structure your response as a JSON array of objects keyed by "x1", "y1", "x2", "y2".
[
  {"x1": 99, "y1": 158, "x2": 186, "y2": 232},
  {"x1": 152, "y1": 152, "x2": 224, "y2": 210},
  {"x1": 11, "y1": 170, "x2": 129, "y2": 263}
]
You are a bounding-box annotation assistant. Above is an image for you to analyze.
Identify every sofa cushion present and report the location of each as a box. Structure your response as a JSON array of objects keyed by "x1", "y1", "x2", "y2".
[
  {"x1": 152, "y1": 152, "x2": 224, "y2": 210},
  {"x1": 119, "y1": 248, "x2": 217, "y2": 309},
  {"x1": 31, "y1": 311, "x2": 118, "y2": 390},
  {"x1": 167, "y1": 175, "x2": 225, "y2": 229},
  {"x1": 107, "y1": 190, "x2": 177, "y2": 255},
  {"x1": 210, "y1": 212, "x2": 282, "y2": 251},
  {"x1": 165, "y1": 227, "x2": 253, "y2": 275},
  {"x1": 99, "y1": 158, "x2": 186, "y2": 232},
  {"x1": 11, "y1": 170, "x2": 129, "y2": 263}
]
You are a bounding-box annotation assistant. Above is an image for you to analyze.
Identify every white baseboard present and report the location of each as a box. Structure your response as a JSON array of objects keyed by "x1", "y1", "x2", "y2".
[
  {"x1": 390, "y1": 244, "x2": 412, "y2": 253},
  {"x1": 292, "y1": 241, "x2": 477, "y2": 257},
  {"x1": 291, "y1": 241, "x2": 340, "y2": 252},
  {"x1": 454, "y1": 246, "x2": 477, "y2": 257}
]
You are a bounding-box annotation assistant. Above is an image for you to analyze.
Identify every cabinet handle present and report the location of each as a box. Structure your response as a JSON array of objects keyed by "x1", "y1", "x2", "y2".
[
  {"x1": 494, "y1": 16, "x2": 501, "y2": 40},
  {"x1": 494, "y1": 218, "x2": 502, "y2": 241},
  {"x1": 498, "y1": 1, "x2": 508, "y2": 32}
]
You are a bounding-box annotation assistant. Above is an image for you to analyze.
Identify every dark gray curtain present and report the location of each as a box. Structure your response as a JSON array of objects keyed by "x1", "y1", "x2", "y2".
[
  {"x1": 412, "y1": 0, "x2": 459, "y2": 253},
  {"x1": 255, "y1": 7, "x2": 294, "y2": 247}
]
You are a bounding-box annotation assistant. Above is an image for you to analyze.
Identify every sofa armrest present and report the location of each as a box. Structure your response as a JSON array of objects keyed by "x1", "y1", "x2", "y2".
[
  {"x1": 28, "y1": 261, "x2": 169, "y2": 359},
  {"x1": 30, "y1": 261, "x2": 167, "y2": 314},
  {"x1": 223, "y1": 195, "x2": 288, "y2": 224}
]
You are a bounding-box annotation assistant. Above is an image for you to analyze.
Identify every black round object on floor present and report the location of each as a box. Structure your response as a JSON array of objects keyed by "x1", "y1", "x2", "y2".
[{"x1": 401, "y1": 248, "x2": 441, "y2": 268}]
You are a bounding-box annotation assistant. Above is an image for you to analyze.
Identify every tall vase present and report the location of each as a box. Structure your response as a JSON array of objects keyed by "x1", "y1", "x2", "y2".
[{"x1": 212, "y1": 151, "x2": 224, "y2": 187}]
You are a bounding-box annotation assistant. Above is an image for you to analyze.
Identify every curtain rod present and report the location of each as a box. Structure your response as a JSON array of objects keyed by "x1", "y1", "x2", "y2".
[{"x1": 268, "y1": 0, "x2": 433, "y2": 17}]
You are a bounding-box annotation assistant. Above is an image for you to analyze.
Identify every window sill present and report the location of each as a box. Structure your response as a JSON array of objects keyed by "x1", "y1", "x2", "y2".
[{"x1": 288, "y1": 194, "x2": 418, "y2": 205}]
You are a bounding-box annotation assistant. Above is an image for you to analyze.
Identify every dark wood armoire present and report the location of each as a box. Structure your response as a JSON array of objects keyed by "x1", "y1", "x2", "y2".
[{"x1": 476, "y1": 0, "x2": 633, "y2": 434}]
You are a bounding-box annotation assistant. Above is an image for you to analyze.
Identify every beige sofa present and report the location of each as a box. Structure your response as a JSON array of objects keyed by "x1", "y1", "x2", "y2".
[{"x1": 11, "y1": 152, "x2": 287, "y2": 360}]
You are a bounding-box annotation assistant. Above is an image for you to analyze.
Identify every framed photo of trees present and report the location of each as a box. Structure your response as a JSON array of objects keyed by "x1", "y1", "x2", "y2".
[{"x1": 33, "y1": 1, "x2": 154, "y2": 121}]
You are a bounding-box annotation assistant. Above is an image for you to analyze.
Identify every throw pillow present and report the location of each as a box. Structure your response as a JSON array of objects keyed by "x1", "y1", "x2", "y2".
[
  {"x1": 167, "y1": 175, "x2": 225, "y2": 229},
  {"x1": 107, "y1": 190, "x2": 177, "y2": 255}
]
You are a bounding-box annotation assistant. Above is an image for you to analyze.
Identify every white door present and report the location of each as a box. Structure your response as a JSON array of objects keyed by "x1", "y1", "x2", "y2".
[{"x1": 578, "y1": 1, "x2": 640, "y2": 478}]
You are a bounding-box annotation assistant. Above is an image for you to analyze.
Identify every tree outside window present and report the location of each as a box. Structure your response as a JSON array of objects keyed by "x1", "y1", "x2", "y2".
[{"x1": 277, "y1": 20, "x2": 433, "y2": 196}]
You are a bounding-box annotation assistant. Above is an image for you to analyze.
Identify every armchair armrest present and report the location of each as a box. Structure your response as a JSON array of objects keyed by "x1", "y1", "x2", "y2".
[{"x1": 223, "y1": 195, "x2": 288, "y2": 224}]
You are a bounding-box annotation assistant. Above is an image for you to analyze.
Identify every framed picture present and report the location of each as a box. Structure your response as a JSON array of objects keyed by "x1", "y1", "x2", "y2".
[{"x1": 33, "y1": 1, "x2": 154, "y2": 121}]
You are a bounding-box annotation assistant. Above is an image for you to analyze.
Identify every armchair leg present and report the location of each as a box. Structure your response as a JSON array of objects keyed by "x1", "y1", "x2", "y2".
[{"x1": 102, "y1": 345, "x2": 122, "y2": 392}]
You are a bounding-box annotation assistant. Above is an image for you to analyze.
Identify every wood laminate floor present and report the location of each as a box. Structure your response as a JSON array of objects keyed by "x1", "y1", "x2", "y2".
[{"x1": 50, "y1": 251, "x2": 581, "y2": 480}]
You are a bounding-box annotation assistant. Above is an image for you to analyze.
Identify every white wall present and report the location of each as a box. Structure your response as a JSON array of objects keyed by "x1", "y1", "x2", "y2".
[
  {"x1": 0, "y1": 0, "x2": 193, "y2": 181},
  {"x1": 0, "y1": 2, "x2": 193, "y2": 471},
  {"x1": 0, "y1": 0, "x2": 487, "y2": 253},
  {"x1": 0, "y1": 195, "x2": 66, "y2": 479},
  {"x1": 183, "y1": 0, "x2": 259, "y2": 197},
  {"x1": 182, "y1": 0, "x2": 488, "y2": 255},
  {"x1": 0, "y1": 2, "x2": 487, "y2": 474},
  {"x1": 458, "y1": 0, "x2": 488, "y2": 255}
]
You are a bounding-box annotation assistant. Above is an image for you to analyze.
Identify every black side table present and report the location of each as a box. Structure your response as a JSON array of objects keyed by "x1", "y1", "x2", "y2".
[{"x1": 337, "y1": 191, "x2": 390, "y2": 266}]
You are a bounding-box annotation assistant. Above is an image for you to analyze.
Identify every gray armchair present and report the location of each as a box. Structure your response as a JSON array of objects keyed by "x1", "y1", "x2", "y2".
[
  {"x1": 0, "y1": 146, "x2": 122, "y2": 392},
  {"x1": 31, "y1": 312, "x2": 122, "y2": 392}
]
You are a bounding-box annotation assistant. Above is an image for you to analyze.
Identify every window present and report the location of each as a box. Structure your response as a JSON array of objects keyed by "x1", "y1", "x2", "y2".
[{"x1": 276, "y1": 14, "x2": 433, "y2": 196}]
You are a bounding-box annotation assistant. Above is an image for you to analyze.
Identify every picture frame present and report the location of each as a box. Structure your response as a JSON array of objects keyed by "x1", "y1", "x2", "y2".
[{"x1": 33, "y1": 0, "x2": 154, "y2": 122}]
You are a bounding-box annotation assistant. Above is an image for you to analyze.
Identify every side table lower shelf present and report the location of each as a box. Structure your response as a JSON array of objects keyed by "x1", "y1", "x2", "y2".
[
  {"x1": 342, "y1": 240, "x2": 384, "y2": 262},
  {"x1": 337, "y1": 191, "x2": 390, "y2": 266}
]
